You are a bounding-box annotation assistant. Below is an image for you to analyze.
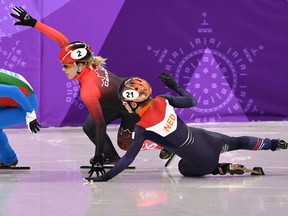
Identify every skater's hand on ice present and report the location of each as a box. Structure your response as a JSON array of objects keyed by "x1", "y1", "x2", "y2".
[
  {"x1": 84, "y1": 175, "x2": 110, "y2": 182},
  {"x1": 26, "y1": 110, "x2": 41, "y2": 133},
  {"x1": 11, "y1": 6, "x2": 37, "y2": 27},
  {"x1": 88, "y1": 155, "x2": 106, "y2": 177}
]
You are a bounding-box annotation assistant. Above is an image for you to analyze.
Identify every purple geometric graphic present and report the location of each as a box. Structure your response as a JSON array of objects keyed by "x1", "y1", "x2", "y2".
[
  {"x1": 182, "y1": 48, "x2": 248, "y2": 122},
  {"x1": 1, "y1": 1, "x2": 288, "y2": 126}
]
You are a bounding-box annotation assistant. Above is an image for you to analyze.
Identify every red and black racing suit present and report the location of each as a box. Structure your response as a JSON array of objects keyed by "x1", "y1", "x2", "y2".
[
  {"x1": 103, "y1": 86, "x2": 279, "y2": 179},
  {"x1": 34, "y1": 21, "x2": 139, "y2": 160}
]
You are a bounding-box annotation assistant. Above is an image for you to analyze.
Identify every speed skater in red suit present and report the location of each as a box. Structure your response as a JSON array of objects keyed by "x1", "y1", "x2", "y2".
[{"x1": 10, "y1": 6, "x2": 172, "y2": 174}]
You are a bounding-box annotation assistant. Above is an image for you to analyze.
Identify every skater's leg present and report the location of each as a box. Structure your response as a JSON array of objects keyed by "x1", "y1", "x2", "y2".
[
  {"x1": 196, "y1": 128, "x2": 286, "y2": 152},
  {"x1": 83, "y1": 115, "x2": 120, "y2": 160},
  {"x1": 0, "y1": 107, "x2": 25, "y2": 166},
  {"x1": 229, "y1": 136, "x2": 285, "y2": 151},
  {"x1": 0, "y1": 130, "x2": 17, "y2": 166},
  {"x1": 239, "y1": 137, "x2": 275, "y2": 150},
  {"x1": 88, "y1": 135, "x2": 120, "y2": 165},
  {"x1": 102, "y1": 134, "x2": 120, "y2": 164},
  {"x1": 0, "y1": 94, "x2": 38, "y2": 166},
  {"x1": 223, "y1": 136, "x2": 287, "y2": 151}
]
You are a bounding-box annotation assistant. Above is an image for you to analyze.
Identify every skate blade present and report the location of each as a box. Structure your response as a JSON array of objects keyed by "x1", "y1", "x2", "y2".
[
  {"x1": 164, "y1": 153, "x2": 176, "y2": 167},
  {"x1": 0, "y1": 166, "x2": 30, "y2": 170},
  {"x1": 80, "y1": 165, "x2": 135, "y2": 170}
]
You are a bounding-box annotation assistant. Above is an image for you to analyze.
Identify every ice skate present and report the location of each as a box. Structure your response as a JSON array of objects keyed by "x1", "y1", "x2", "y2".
[
  {"x1": 0, "y1": 159, "x2": 18, "y2": 168},
  {"x1": 89, "y1": 154, "x2": 120, "y2": 165},
  {"x1": 159, "y1": 149, "x2": 173, "y2": 159},
  {"x1": 0, "y1": 160, "x2": 29, "y2": 170},
  {"x1": 103, "y1": 155, "x2": 121, "y2": 164},
  {"x1": 211, "y1": 163, "x2": 265, "y2": 176},
  {"x1": 276, "y1": 139, "x2": 288, "y2": 150},
  {"x1": 212, "y1": 163, "x2": 245, "y2": 175}
]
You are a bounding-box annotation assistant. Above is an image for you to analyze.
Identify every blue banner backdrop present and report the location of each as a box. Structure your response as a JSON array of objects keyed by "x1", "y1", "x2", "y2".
[{"x1": 1, "y1": 0, "x2": 288, "y2": 127}]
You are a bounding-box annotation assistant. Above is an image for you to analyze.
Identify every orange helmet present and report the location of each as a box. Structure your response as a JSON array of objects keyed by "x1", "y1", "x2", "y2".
[
  {"x1": 119, "y1": 77, "x2": 152, "y2": 103},
  {"x1": 59, "y1": 41, "x2": 92, "y2": 64}
]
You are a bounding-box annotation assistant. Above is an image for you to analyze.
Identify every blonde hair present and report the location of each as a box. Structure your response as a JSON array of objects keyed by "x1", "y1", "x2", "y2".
[{"x1": 84, "y1": 55, "x2": 107, "y2": 70}]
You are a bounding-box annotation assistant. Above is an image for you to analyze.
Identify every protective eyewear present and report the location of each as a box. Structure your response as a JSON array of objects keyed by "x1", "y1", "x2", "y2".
[{"x1": 62, "y1": 64, "x2": 73, "y2": 69}]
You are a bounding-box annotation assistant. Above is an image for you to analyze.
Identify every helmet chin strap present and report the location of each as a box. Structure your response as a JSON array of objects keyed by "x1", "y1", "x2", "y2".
[{"x1": 74, "y1": 62, "x2": 87, "y2": 74}]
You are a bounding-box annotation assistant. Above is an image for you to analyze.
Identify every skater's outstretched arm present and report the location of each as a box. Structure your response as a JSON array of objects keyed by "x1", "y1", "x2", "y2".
[
  {"x1": 159, "y1": 72, "x2": 197, "y2": 108},
  {"x1": 85, "y1": 126, "x2": 145, "y2": 182},
  {"x1": 11, "y1": 6, "x2": 70, "y2": 48}
]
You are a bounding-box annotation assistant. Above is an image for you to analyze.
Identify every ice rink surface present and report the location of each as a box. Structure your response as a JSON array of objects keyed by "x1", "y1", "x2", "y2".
[{"x1": 1, "y1": 121, "x2": 288, "y2": 216}]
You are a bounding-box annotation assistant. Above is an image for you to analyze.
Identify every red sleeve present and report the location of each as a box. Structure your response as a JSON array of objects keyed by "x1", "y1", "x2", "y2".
[{"x1": 34, "y1": 21, "x2": 70, "y2": 48}]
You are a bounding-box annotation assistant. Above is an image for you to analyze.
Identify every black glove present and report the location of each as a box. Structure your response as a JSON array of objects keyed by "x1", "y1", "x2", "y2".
[
  {"x1": 88, "y1": 155, "x2": 106, "y2": 177},
  {"x1": 26, "y1": 110, "x2": 41, "y2": 133},
  {"x1": 11, "y1": 6, "x2": 37, "y2": 27},
  {"x1": 84, "y1": 174, "x2": 110, "y2": 182},
  {"x1": 29, "y1": 119, "x2": 41, "y2": 133},
  {"x1": 159, "y1": 72, "x2": 179, "y2": 90}
]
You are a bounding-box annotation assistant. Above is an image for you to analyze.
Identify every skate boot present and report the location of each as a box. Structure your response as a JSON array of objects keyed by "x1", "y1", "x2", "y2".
[
  {"x1": 0, "y1": 160, "x2": 18, "y2": 168},
  {"x1": 103, "y1": 155, "x2": 121, "y2": 164},
  {"x1": 159, "y1": 149, "x2": 173, "y2": 159},
  {"x1": 277, "y1": 139, "x2": 288, "y2": 150},
  {"x1": 211, "y1": 163, "x2": 245, "y2": 175},
  {"x1": 89, "y1": 155, "x2": 120, "y2": 165}
]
